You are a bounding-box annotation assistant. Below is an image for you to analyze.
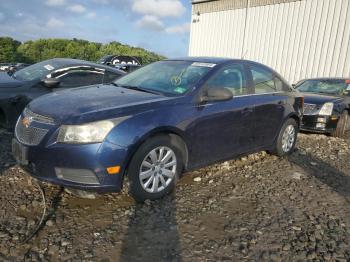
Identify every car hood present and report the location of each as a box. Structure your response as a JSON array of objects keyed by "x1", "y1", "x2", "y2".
[
  {"x1": 0, "y1": 72, "x2": 23, "y2": 88},
  {"x1": 301, "y1": 92, "x2": 344, "y2": 105},
  {"x1": 28, "y1": 84, "x2": 178, "y2": 123}
]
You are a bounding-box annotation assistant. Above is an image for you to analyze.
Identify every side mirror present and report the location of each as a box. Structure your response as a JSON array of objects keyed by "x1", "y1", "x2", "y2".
[
  {"x1": 200, "y1": 87, "x2": 233, "y2": 103},
  {"x1": 43, "y1": 78, "x2": 60, "y2": 88}
]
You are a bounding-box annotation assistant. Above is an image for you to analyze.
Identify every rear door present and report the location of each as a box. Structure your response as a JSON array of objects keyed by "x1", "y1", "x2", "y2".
[
  {"x1": 247, "y1": 63, "x2": 287, "y2": 147},
  {"x1": 191, "y1": 63, "x2": 256, "y2": 166}
]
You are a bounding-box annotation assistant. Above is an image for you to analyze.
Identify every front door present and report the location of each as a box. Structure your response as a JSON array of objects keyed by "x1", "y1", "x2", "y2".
[{"x1": 190, "y1": 63, "x2": 255, "y2": 167}]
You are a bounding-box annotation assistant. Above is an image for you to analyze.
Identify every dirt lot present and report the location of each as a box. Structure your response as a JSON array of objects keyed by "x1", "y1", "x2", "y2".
[{"x1": 1, "y1": 129, "x2": 350, "y2": 261}]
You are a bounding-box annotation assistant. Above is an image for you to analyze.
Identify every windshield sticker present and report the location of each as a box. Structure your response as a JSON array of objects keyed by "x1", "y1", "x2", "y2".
[
  {"x1": 44, "y1": 64, "x2": 54, "y2": 71},
  {"x1": 191, "y1": 62, "x2": 216, "y2": 68},
  {"x1": 174, "y1": 86, "x2": 187, "y2": 94}
]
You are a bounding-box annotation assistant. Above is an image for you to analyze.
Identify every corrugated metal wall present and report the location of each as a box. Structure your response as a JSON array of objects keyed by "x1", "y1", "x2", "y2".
[{"x1": 189, "y1": 0, "x2": 350, "y2": 83}]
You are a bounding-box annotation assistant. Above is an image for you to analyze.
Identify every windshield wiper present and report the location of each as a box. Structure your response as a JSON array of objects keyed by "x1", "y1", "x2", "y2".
[{"x1": 111, "y1": 83, "x2": 162, "y2": 95}]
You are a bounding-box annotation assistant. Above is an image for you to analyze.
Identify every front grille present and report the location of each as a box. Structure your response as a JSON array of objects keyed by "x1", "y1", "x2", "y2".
[
  {"x1": 303, "y1": 103, "x2": 318, "y2": 115},
  {"x1": 55, "y1": 168, "x2": 100, "y2": 185},
  {"x1": 15, "y1": 118, "x2": 49, "y2": 146}
]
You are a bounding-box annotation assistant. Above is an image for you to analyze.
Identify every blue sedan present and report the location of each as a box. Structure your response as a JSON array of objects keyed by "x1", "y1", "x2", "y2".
[{"x1": 12, "y1": 57, "x2": 303, "y2": 201}]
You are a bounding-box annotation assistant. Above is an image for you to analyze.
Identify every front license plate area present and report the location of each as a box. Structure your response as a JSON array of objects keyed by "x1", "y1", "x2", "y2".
[{"x1": 12, "y1": 139, "x2": 28, "y2": 165}]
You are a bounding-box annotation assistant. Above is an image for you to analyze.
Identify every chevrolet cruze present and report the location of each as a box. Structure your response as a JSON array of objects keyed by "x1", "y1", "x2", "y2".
[{"x1": 12, "y1": 58, "x2": 303, "y2": 202}]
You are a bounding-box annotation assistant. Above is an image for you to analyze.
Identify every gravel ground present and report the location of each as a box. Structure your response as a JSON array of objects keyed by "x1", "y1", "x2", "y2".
[{"x1": 1, "y1": 129, "x2": 350, "y2": 261}]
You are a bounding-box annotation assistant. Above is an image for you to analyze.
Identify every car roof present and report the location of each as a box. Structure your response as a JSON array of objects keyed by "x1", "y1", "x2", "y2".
[
  {"x1": 164, "y1": 57, "x2": 275, "y2": 67},
  {"x1": 298, "y1": 77, "x2": 350, "y2": 82},
  {"x1": 166, "y1": 56, "x2": 237, "y2": 64},
  {"x1": 43, "y1": 58, "x2": 125, "y2": 74}
]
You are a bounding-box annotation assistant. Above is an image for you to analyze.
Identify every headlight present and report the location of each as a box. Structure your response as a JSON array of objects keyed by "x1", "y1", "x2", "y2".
[
  {"x1": 318, "y1": 102, "x2": 334, "y2": 116},
  {"x1": 57, "y1": 117, "x2": 129, "y2": 144}
]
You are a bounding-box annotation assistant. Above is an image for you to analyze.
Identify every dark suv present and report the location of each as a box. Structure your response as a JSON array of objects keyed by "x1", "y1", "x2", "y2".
[{"x1": 12, "y1": 57, "x2": 303, "y2": 202}]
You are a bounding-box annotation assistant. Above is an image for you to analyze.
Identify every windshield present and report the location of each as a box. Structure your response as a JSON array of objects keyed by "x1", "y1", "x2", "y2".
[
  {"x1": 114, "y1": 60, "x2": 214, "y2": 96},
  {"x1": 296, "y1": 79, "x2": 350, "y2": 95},
  {"x1": 13, "y1": 60, "x2": 64, "y2": 81}
]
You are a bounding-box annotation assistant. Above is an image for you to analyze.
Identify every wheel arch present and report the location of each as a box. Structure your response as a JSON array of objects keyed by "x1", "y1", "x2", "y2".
[
  {"x1": 122, "y1": 127, "x2": 189, "y2": 178},
  {"x1": 285, "y1": 112, "x2": 301, "y2": 129}
]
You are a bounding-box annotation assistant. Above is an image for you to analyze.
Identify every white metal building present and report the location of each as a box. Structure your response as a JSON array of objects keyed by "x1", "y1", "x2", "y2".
[{"x1": 189, "y1": 0, "x2": 350, "y2": 84}]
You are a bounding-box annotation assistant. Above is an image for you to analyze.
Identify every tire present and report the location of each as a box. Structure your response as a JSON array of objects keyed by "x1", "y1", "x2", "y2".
[
  {"x1": 128, "y1": 134, "x2": 185, "y2": 202},
  {"x1": 331, "y1": 111, "x2": 348, "y2": 138},
  {"x1": 270, "y1": 118, "x2": 298, "y2": 157}
]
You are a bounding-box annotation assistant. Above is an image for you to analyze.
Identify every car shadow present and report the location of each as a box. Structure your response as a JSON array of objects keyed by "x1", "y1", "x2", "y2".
[
  {"x1": 288, "y1": 151, "x2": 350, "y2": 201},
  {"x1": 120, "y1": 193, "x2": 182, "y2": 261}
]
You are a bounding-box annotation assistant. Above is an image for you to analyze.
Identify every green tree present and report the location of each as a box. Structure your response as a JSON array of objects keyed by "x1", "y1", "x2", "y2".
[
  {"x1": 0, "y1": 37, "x2": 21, "y2": 62},
  {"x1": 10, "y1": 37, "x2": 166, "y2": 65}
]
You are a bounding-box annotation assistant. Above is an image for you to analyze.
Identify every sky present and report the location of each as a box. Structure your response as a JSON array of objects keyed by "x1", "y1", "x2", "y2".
[{"x1": 0, "y1": 0, "x2": 192, "y2": 57}]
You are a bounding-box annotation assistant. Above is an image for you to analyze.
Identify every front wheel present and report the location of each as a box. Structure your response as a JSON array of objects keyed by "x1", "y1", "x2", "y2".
[
  {"x1": 270, "y1": 118, "x2": 298, "y2": 157},
  {"x1": 127, "y1": 134, "x2": 185, "y2": 202}
]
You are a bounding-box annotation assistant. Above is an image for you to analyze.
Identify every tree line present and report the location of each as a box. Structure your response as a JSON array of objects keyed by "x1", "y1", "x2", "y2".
[{"x1": 0, "y1": 37, "x2": 165, "y2": 65}]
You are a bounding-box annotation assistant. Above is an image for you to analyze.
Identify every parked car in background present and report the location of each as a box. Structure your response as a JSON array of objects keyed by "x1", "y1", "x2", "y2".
[
  {"x1": 0, "y1": 63, "x2": 12, "y2": 72},
  {"x1": 0, "y1": 58, "x2": 125, "y2": 128},
  {"x1": 12, "y1": 57, "x2": 303, "y2": 202},
  {"x1": 97, "y1": 55, "x2": 141, "y2": 66},
  {"x1": 0, "y1": 63, "x2": 30, "y2": 73},
  {"x1": 7, "y1": 63, "x2": 31, "y2": 74},
  {"x1": 294, "y1": 78, "x2": 350, "y2": 137}
]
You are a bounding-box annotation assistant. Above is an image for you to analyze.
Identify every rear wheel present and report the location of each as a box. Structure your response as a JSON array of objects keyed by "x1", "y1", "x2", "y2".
[
  {"x1": 128, "y1": 134, "x2": 185, "y2": 202},
  {"x1": 331, "y1": 111, "x2": 349, "y2": 138},
  {"x1": 270, "y1": 118, "x2": 298, "y2": 157}
]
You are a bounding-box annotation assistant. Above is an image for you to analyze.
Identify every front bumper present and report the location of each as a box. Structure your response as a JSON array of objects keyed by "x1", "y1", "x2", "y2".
[
  {"x1": 12, "y1": 138, "x2": 129, "y2": 193},
  {"x1": 301, "y1": 115, "x2": 339, "y2": 133}
]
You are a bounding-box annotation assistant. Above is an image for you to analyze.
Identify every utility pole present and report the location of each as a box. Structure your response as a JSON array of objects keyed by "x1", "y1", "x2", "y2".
[{"x1": 241, "y1": 0, "x2": 250, "y2": 59}]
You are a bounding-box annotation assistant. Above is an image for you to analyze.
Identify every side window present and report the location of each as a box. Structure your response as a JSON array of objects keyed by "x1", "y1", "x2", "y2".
[
  {"x1": 206, "y1": 63, "x2": 248, "y2": 96},
  {"x1": 274, "y1": 76, "x2": 284, "y2": 91},
  {"x1": 250, "y1": 65, "x2": 277, "y2": 94},
  {"x1": 57, "y1": 70, "x2": 104, "y2": 88}
]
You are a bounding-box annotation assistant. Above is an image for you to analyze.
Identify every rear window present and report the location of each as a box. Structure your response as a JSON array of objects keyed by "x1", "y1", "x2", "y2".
[{"x1": 250, "y1": 65, "x2": 289, "y2": 94}]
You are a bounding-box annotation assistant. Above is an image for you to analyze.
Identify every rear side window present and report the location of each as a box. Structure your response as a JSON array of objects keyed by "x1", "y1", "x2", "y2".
[
  {"x1": 57, "y1": 69, "x2": 104, "y2": 88},
  {"x1": 206, "y1": 63, "x2": 248, "y2": 96},
  {"x1": 250, "y1": 65, "x2": 287, "y2": 94},
  {"x1": 251, "y1": 66, "x2": 276, "y2": 94}
]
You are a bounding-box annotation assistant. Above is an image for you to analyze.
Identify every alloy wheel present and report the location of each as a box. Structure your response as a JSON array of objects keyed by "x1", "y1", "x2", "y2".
[
  {"x1": 139, "y1": 146, "x2": 177, "y2": 193},
  {"x1": 281, "y1": 125, "x2": 295, "y2": 153}
]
